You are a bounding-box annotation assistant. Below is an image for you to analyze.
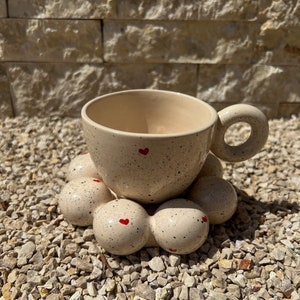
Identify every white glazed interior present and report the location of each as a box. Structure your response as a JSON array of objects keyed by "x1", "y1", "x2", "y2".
[{"x1": 82, "y1": 90, "x2": 217, "y2": 136}]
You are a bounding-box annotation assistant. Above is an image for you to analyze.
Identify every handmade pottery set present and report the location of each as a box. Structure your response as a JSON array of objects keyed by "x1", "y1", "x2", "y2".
[{"x1": 59, "y1": 90, "x2": 269, "y2": 255}]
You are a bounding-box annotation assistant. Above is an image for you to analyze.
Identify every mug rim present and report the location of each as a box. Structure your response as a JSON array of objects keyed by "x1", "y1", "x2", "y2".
[{"x1": 81, "y1": 89, "x2": 218, "y2": 138}]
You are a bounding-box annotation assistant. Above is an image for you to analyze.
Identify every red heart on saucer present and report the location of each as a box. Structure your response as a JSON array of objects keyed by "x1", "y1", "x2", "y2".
[
  {"x1": 202, "y1": 215, "x2": 208, "y2": 223},
  {"x1": 119, "y1": 218, "x2": 129, "y2": 225}
]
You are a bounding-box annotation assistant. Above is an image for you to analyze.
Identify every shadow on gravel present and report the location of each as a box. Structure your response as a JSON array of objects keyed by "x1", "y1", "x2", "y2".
[{"x1": 203, "y1": 186, "x2": 299, "y2": 251}]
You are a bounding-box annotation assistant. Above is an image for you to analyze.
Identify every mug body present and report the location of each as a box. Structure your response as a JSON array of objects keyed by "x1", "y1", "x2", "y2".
[{"x1": 82, "y1": 90, "x2": 217, "y2": 204}]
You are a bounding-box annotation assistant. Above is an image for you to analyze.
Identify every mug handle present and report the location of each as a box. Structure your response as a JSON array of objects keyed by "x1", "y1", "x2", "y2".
[{"x1": 210, "y1": 104, "x2": 269, "y2": 162}]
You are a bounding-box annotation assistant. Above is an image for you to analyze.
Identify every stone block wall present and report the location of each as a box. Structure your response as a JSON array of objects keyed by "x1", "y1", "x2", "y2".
[{"x1": 0, "y1": 0, "x2": 300, "y2": 118}]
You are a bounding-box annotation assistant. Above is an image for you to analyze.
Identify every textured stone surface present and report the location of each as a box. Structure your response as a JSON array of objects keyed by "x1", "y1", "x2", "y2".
[
  {"x1": 0, "y1": 1, "x2": 299, "y2": 118},
  {"x1": 0, "y1": 19, "x2": 102, "y2": 63},
  {"x1": 118, "y1": 0, "x2": 258, "y2": 20},
  {"x1": 197, "y1": 64, "x2": 300, "y2": 118},
  {"x1": 8, "y1": 63, "x2": 197, "y2": 117},
  {"x1": 259, "y1": 0, "x2": 300, "y2": 26},
  {"x1": 8, "y1": 0, "x2": 115, "y2": 18},
  {"x1": 256, "y1": 23, "x2": 300, "y2": 65},
  {"x1": 0, "y1": 64, "x2": 13, "y2": 117},
  {"x1": 7, "y1": 63, "x2": 106, "y2": 117},
  {"x1": 5, "y1": 61, "x2": 300, "y2": 118},
  {"x1": 104, "y1": 20, "x2": 256, "y2": 63},
  {"x1": 0, "y1": 0, "x2": 6, "y2": 17},
  {"x1": 257, "y1": 0, "x2": 300, "y2": 65}
]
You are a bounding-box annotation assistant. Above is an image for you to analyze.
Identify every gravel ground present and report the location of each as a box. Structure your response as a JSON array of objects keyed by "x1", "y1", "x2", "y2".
[{"x1": 0, "y1": 114, "x2": 299, "y2": 300}]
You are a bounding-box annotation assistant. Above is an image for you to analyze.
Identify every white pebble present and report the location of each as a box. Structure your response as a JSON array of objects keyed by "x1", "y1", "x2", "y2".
[{"x1": 148, "y1": 257, "x2": 165, "y2": 272}]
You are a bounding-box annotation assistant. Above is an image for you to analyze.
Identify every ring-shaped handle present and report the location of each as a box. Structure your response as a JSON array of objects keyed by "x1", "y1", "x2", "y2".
[{"x1": 211, "y1": 104, "x2": 269, "y2": 162}]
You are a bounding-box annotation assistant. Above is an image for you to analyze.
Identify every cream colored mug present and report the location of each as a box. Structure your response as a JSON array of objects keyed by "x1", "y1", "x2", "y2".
[{"x1": 82, "y1": 90, "x2": 268, "y2": 204}]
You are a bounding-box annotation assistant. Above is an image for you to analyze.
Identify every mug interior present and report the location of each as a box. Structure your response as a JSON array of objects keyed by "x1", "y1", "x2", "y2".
[{"x1": 83, "y1": 90, "x2": 217, "y2": 135}]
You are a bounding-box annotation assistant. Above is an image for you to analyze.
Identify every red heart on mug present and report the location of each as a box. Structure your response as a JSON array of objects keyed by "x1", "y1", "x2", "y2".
[
  {"x1": 119, "y1": 218, "x2": 129, "y2": 225},
  {"x1": 138, "y1": 148, "x2": 149, "y2": 155}
]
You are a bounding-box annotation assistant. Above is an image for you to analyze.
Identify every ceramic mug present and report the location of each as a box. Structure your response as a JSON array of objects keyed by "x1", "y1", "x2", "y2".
[{"x1": 82, "y1": 90, "x2": 268, "y2": 204}]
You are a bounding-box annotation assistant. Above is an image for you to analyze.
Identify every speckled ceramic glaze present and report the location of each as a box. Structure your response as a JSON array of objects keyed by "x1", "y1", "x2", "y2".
[
  {"x1": 93, "y1": 199, "x2": 151, "y2": 255},
  {"x1": 58, "y1": 176, "x2": 114, "y2": 226},
  {"x1": 92, "y1": 197, "x2": 209, "y2": 255},
  {"x1": 67, "y1": 152, "x2": 99, "y2": 181},
  {"x1": 211, "y1": 104, "x2": 269, "y2": 162},
  {"x1": 187, "y1": 176, "x2": 238, "y2": 225},
  {"x1": 151, "y1": 198, "x2": 209, "y2": 254},
  {"x1": 82, "y1": 90, "x2": 269, "y2": 204},
  {"x1": 197, "y1": 152, "x2": 224, "y2": 178},
  {"x1": 59, "y1": 153, "x2": 245, "y2": 254}
]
